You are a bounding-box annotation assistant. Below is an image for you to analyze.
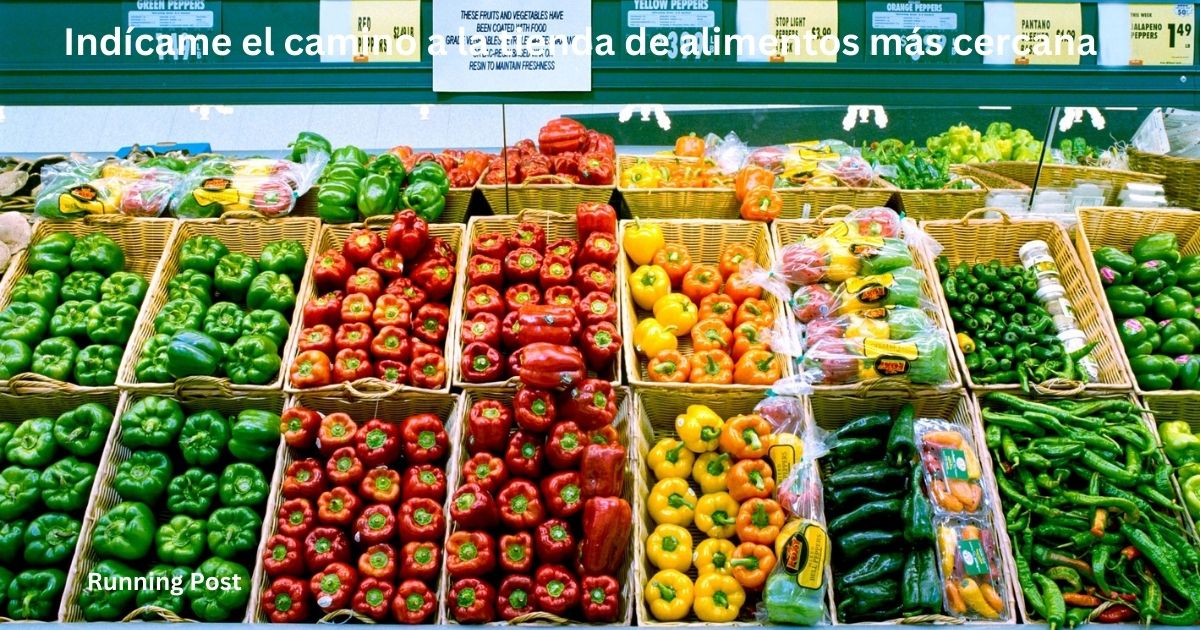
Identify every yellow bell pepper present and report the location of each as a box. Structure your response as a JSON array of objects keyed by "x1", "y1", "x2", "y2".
[
  {"x1": 813, "y1": 236, "x2": 860, "y2": 282},
  {"x1": 693, "y1": 573, "x2": 746, "y2": 623},
  {"x1": 623, "y1": 218, "x2": 666, "y2": 265},
  {"x1": 675, "y1": 405, "x2": 724, "y2": 453},
  {"x1": 646, "y1": 524, "x2": 693, "y2": 572},
  {"x1": 648, "y1": 478, "x2": 697, "y2": 526},
  {"x1": 692, "y1": 452, "x2": 732, "y2": 494},
  {"x1": 653, "y1": 293, "x2": 699, "y2": 337},
  {"x1": 845, "y1": 314, "x2": 890, "y2": 340},
  {"x1": 645, "y1": 569, "x2": 694, "y2": 621},
  {"x1": 629, "y1": 264, "x2": 671, "y2": 310},
  {"x1": 634, "y1": 318, "x2": 678, "y2": 358},
  {"x1": 694, "y1": 538, "x2": 736, "y2": 576},
  {"x1": 694, "y1": 492, "x2": 740, "y2": 539},
  {"x1": 648, "y1": 438, "x2": 695, "y2": 480}
]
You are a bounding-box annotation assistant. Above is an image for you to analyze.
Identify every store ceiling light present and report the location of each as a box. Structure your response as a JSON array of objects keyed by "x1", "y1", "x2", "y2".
[
  {"x1": 1059, "y1": 107, "x2": 1105, "y2": 132},
  {"x1": 618, "y1": 104, "x2": 671, "y2": 131},
  {"x1": 842, "y1": 106, "x2": 887, "y2": 131},
  {"x1": 188, "y1": 105, "x2": 234, "y2": 121}
]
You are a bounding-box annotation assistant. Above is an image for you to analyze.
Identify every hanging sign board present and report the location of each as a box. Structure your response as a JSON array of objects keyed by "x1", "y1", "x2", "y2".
[
  {"x1": 318, "y1": 0, "x2": 421, "y2": 63},
  {"x1": 865, "y1": 1, "x2": 970, "y2": 63},
  {"x1": 1098, "y1": 3, "x2": 1194, "y2": 66},
  {"x1": 983, "y1": 2, "x2": 1083, "y2": 65},
  {"x1": 737, "y1": 0, "x2": 840, "y2": 63},
  {"x1": 122, "y1": 0, "x2": 222, "y2": 62},
  {"x1": 620, "y1": 0, "x2": 724, "y2": 63}
]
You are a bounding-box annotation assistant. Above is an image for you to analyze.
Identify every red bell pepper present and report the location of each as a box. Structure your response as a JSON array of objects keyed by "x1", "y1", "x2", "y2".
[
  {"x1": 397, "y1": 497, "x2": 445, "y2": 542},
  {"x1": 516, "y1": 343, "x2": 586, "y2": 390},
  {"x1": 318, "y1": 413, "x2": 357, "y2": 456},
  {"x1": 449, "y1": 578, "x2": 495, "y2": 624},
  {"x1": 547, "y1": 237, "x2": 578, "y2": 264},
  {"x1": 450, "y1": 482, "x2": 499, "y2": 530},
  {"x1": 500, "y1": 311, "x2": 522, "y2": 350},
  {"x1": 369, "y1": 249, "x2": 404, "y2": 281},
  {"x1": 399, "y1": 541, "x2": 440, "y2": 582},
  {"x1": 466, "y1": 399, "x2": 512, "y2": 455},
  {"x1": 263, "y1": 534, "x2": 304, "y2": 577},
  {"x1": 542, "y1": 471, "x2": 584, "y2": 518},
  {"x1": 343, "y1": 228, "x2": 383, "y2": 267},
  {"x1": 346, "y1": 267, "x2": 384, "y2": 302},
  {"x1": 447, "y1": 530, "x2": 497, "y2": 579},
  {"x1": 579, "y1": 152, "x2": 615, "y2": 186},
  {"x1": 303, "y1": 291, "x2": 343, "y2": 328},
  {"x1": 385, "y1": 278, "x2": 427, "y2": 313},
  {"x1": 576, "y1": 263, "x2": 616, "y2": 295},
  {"x1": 298, "y1": 324, "x2": 335, "y2": 355},
  {"x1": 325, "y1": 446, "x2": 365, "y2": 487},
  {"x1": 375, "y1": 360, "x2": 409, "y2": 385},
  {"x1": 465, "y1": 285, "x2": 504, "y2": 319},
  {"x1": 335, "y1": 322, "x2": 373, "y2": 352},
  {"x1": 545, "y1": 285, "x2": 582, "y2": 309},
  {"x1": 412, "y1": 303, "x2": 450, "y2": 345},
  {"x1": 334, "y1": 348, "x2": 372, "y2": 382},
  {"x1": 581, "y1": 575, "x2": 620, "y2": 622},
  {"x1": 372, "y1": 294, "x2": 411, "y2": 329},
  {"x1": 582, "y1": 322, "x2": 621, "y2": 373},
  {"x1": 386, "y1": 209, "x2": 429, "y2": 260},
  {"x1": 467, "y1": 255, "x2": 503, "y2": 288},
  {"x1": 503, "y1": 247, "x2": 543, "y2": 284},
  {"x1": 402, "y1": 464, "x2": 446, "y2": 503},
  {"x1": 578, "y1": 232, "x2": 618, "y2": 268},
  {"x1": 291, "y1": 350, "x2": 333, "y2": 388},
  {"x1": 510, "y1": 221, "x2": 547, "y2": 252},
  {"x1": 516, "y1": 304, "x2": 576, "y2": 346},
  {"x1": 534, "y1": 564, "x2": 581, "y2": 615},
  {"x1": 539, "y1": 254, "x2": 574, "y2": 288},
  {"x1": 504, "y1": 283, "x2": 542, "y2": 313},
  {"x1": 505, "y1": 430, "x2": 545, "y2": 479},
  {"x1": 462, "y1": 452, "x2": 508, "y2": 495},
  {"x1": 563, "y1": 379, "x2": 617, "y2": 431},
  {"x1": 546, "y1": 421, "x2": 585, "y2": 470},
  {"x1": 304, "y1": 527, "x2": 350, "y2": 572},
  {"x1": 309, "y1": 561, "x2": 357, "y2": 612},
  {"x1": 579, "y1": 497, "x2": 632, "y2": 576},
  {"x1": 553, "y1": 152, "x2": 582, "y2": 179},
  {"x1": 370, "y1": 326, "x2": 411, "y2": 362},
  {"x1": 498, "y1": 532, "x2": 534, "y2": 574},
  {"x1": 589, "y1": 425, "x2": 620, "y2": 447},
  {"x1": 416, "y1": 236, "x2": 455, "y2": 266},
  {"x1": 534, "y1": 518, "x2": 576, "y2": 564},
  {"x1": 277, "y1": 498, "x2": 315, "y2": 538},
  {"x1": 283, "y1": 458, "x2": 326, "y2": 499},
  {"x1": 400, "y1": 413, "x2": 448, "y2": 463},
  {"x1": 317, "y1": 486, "x2": 362, "y2": 527},
  {"x1": 581, "y1": 442, "x2": 627, "y2": 499},
  {"x1": 263, "y1": 576, "x2": 310, "y2": 623},
  {"x1": 314, "y1": 249, "x2": 354, "y2": 293},
  {"x1": 473, "y1": 231, "x2": 508, "y2": 260},
  {"x1": 461, "y1": 313, "x2": 501, "y2": 349},
  {"x1": 576, "y1": 202, "x2": 617, "y2": 239},
  {"x1": 393, "y1": 579, "x2": 436, "y2": 624},
  {"x1": 355, "y1": 503, "x2": 398, "y2": 545},
  {"x1": 578, "y1": 291, "x2": 617, "y2": 327},
  {"x1": 360, "y1": 467, "x2": 401, "y2": 504},
  {"x1": 411, "y1": 339, "x2": 439, "y2": 364},
  {"x1": 586, "y1": 131, "x2": 615, "y2": 157},
  {"x1": 461, "y1": 342, "x2": 504, "y2": 383},
  {"x1": 355, "y1": 419, "x2": 401, "y2": 467},
  {"x1": 497, "y1": 479, "x2": 545, "y2": 530},
  {"x1": 351, "y1": 577, "x2": 394, "y2": 621},
  {"x1": 410, "y1": 257, "x2": 454, "y2": 301},
  {"x1": 409, "y1": 353, "x2": 446, "y2": 390},
  {"x1": 357, "y1": 543, "x2": 397, "y2": 581},
  {"x1": 513, "y1": 385, "x2": 556, "y2": 432},
  {"x1": 498, "y1": 575, "x2": 536, "y2": 621}
]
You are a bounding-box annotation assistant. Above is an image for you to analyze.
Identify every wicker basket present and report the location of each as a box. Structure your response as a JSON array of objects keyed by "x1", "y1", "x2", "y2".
[
  {"x1": 620, "y1": 218, "x2": 789, "y2": 391},
  {"x1": 454, "y1": 209, "x2": 623, "y2": 388},
  {"x1": 811, "y1": 390, "x2": 1016, "y2": 625},
  {"x1": 247, "y1": 390, "x2": 462, "y2": 623},
  {"x1": 920, "y1": 209, "x2": 1129, "y2": 394},
  {"x1": 778, "y1": 176, "x2": 898, "y2": 220},
  {"x1": 893, "y1": 165, "x2": 1028, "y2": 221},
  {"x1": 282, "y1": 216, "x2": 465, "y2": 397},
  {"x1": 1075, "y1": 206, "x2": 1200, "y2": 398},
  {"x1": 61, "y1": 389, "x2": 287, "y2": 623},
  {"x1": 116, "y1": 214, "x2": 321, "y2": 397},
  {"x1": 1129, "y1": 149, "x2": 1200, "y2": 209},
  {"x1": 978, "y1": 161, "x2": 1165, "y2": 207},
  {"x1": 771, "y1": 210, "x2": 963, "y2": 395},
  {"x1": 479, "y1": 172, "x2": 614, "y2": 215},
  {"x1": 617, "y1": 155, "x2": 739, "y2": 220},
  {"x1": 0, "y1": 215, "x2": 177, "y2": 396}
]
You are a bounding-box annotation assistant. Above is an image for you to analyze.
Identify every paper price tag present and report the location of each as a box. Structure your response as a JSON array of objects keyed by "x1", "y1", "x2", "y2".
[
  {"x1": 348, "y1": 0, "x2": 420, "y2": 63},
  {"x1": 1013, "y1": 2, "x2": 1082, "y2": 65},
  {"x1": 767, "y1": 0, "x2": 839, "y2": 63},
  {"x1": 1129, "y1": 4, "x2": 1194, "y2": 66}
]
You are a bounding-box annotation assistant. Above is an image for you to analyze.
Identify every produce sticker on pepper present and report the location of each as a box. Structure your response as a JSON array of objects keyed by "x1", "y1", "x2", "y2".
[
  {"x1": 940, "y1": 447, "x2": 969, "y2": 480},
  {"x1": 958, "y1": 538, "x2": 990, "y2": 575}
]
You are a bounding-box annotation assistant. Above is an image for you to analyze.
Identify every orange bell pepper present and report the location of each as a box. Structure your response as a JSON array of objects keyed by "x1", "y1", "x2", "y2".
[
  {"x1": 726, "y1": 459, "x2": 775, "y2": 502},
  {"x1": 682, "y1": 264, "x2": 722, "y2": 304},
  {"x1": 735, "y1": 498, "x2": 784, "y2": 545},
  {"x1": 740, "y1": 186, "x2": 782, "y2": 222},
  {"x1": 698, "y1": 294, "x2": 737, "y2": 327},
  {"x1": 733, "y1": 350, "x2": 782, "y2": 386},
  {"x1": 652, "y1": 245, "x2": 693, "y2": 289},
  {"x1": 688, "y1": 349, "x2": 734, "y2": 385},
  {"x1": 674, "y1": 133, "x2": 706, "y2": 159},
  {"x1": 719, "y1": 414, "x2": 772, "y2": 459},
  {"x1": 647, "y1": 350, "x2": 690, "y2": 384},
  {"x1": 734, "y1": 298, "x2": 775, "y2": 328},
  {"x1": 723, "y1": 272, "x2": 762, "y2": 305},
  {"x1": 691, "y1": 319, "x2": 732, "y2": 353},
  {"x1": 734, "y1": 166, "x2": 775, "y2": 201},
  {"x1": 730, "y1": 542, "x2": 776, "y2": 590},
  {"x1": 731, "y1": 323, "x2": 770, "y2": 361},
  {"x1": 720, "y1": 245, "x2": 756, "y2": 279}
]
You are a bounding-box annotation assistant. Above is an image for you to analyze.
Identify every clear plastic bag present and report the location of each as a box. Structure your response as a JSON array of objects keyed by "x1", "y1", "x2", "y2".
[
  {"x1": 800, "y1": 328, "x2": 951, "y2": 386},
  {"x1": 35, "y1": 158, "x2": 180, "y2": 219},
  {"x1": 914, "y1": 419, "x2": 987, "y2": 516},
  {"x1": 170, "y1": 153, "x2": 326, "y2": 218},
  {"x1": 933, "y1": 518, "x2": 1009, "y2": 620},
  {"x1": 806, "y1": 306, "x2": 938, "y2": 344}
]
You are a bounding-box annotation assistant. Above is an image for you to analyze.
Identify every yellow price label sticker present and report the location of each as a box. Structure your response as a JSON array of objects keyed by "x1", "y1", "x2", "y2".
[
  {"x1": 1128, "y1": 4, "x2": 1194, "y2": 66},
  {"x1": 1012, "y1": 2, "x2": 1083, "y2": 65},
  {"x1": 349, "y1": 0, "x2": 421, "y2": 63},
  {"x1": 766, "y1": 0, "x2": 839, "y2": 63}
]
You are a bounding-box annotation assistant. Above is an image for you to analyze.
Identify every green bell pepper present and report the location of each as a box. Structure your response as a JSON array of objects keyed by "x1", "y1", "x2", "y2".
[
  {"x1": 402, "y1": 179, "x2": 446, "y2": 222},
  {"x1": 135, "y1": 334, "x2": 173, "y2": 383},
  {"x1": 27, "y1": 232, "x2": 75, "y2": 275},
  {"x1": 0, "y1": 302, "x2": 50, "y2": 345},
  {"x1": 1132, "y1": 232, "x2": 1180, "y2": 265},
  {"x1": 317, "y1": 179, "x2": 359, "y2": 212},
  {"x1": 218, "y1": 462, "x2": 268, "y2": 508},
  {"x1": 1160, "y1": 421, "x2": 1200, "y2": 464},
  {"x1": 60, "y1": 270, "x2": 104, "y2": 302},
  {"x1": 0, "y1": 423, "x2": 12, "y2": 464},
  {"x1": 31, "y1": 337, "x2": 77, "y2": 381},
  {"x1": 1177, "y1": 354, "x2": 1200, "y2": 389},
  {"x1": 1132, "y1": 259, "x2": 1176, "y2": 295},
  {"x1": 121, "y1": 395, "x2": 184, "y2": 448},
  {"x1": 202, "y1": 301, "x2": 245, "y2": 343},
  {"x1": 23, "y1": 512, "x2": 80, "y2": 566},
  {"x1": 155, "y1": 297, "x2": 207, "y2": 336},
  {"x1": 167, "y1": 269, "x2": 214, "y2": 306},
  {"x1": 357, "y1": 172, "x2": 399, "y2": 218},
  {"x1": 166, "y1": 330, "x2": 225, "y2": 378},
  {"x1": 78, "y1": 559, "x2": 139, "y2": 621},
  {"x1": 11, "y1": 270, "x2": 61, "y2": 311},
  {"x1": 53, "y1": 402, "x2": 113, "y2": 457},
  {"x1": 39, "y1": 457, "x2": 97, "y2": 512},
  {"x1": 179, "y1": 410, "x2": 230, "y2": 467},
  {"x1": 324, "y1": 162, "x2": 367, "y2": 184},
  {"x1": 100, "y1": 271, "x2": 148, "y2": 307},
  {"x1": 407, "y1": 160, "x2": 451, "y2": 196},
  {"x1": 331, "y1": 145, "x2": 368, "y2": 166},
  {"x1": 86, "y1": 300, "x2": 138, "y2": 345},
  {"x1": 114, "y1": 450, "x2": 173, "y2": 503},
  {"x1": 1094, "y1": 246, "x2": 1138, "y2": 275},
  {"x1": 206, "y1": 506, "x2": 259, "y2": 559},
  {"x1": 0, "y1": 339, "x2": 32, "y2": 379},
  {"x1": 227, "y1": 409, "x2": 282, "y2": 464},
  {"x1": 0, "y1": 568, "x2": 11, "y2": 612},
  {"x1": 214, "y1": 253, "x2": 259, "y2": 302},
  {"x1": 1105, "y1": 284, "x2": 1152, "y2": 318},
  {"x1": 1130, "y1": 354, "x2": 1180, "y2": 391},
  {"x1": 50, "y1": 300, "x2": 95, "y2": 339},
  {"x1": 225, "y1": 334, "x2": 281, "y2": 385},
  {"x1": 290, "y1": 130, "x2": 332, "y2": 163},
  {"x1": 0, "y1": 520, "x2": 25, "y2": 564},
  {"x1": 318, "y1": 202, "x2": 360, "y2": 224},
  {"x1": 156, "y1": 515, "x2": 206, "y2": 565},
  {"x1": 135, "y1": 565, "x2": 190, "y2": 616},
  {"x1": 166, "y1": 468, "x2": 218, "y2": 517},
  {"x1": 93, "y1": 501, "x2": 156, "y2": 561},
  {"x1": 241, "y1": 309, "x2": 289, "y2": 347},
  {"x1": 69, "y1": 233, "x2": 125, "y2": 275},
  {"x1": 74, "y1": 344, "x2": 121, "y2": 386},
  {"x1": 246, "y1": 271, "x2": 296, "y2": 313},
  {"x1": 7, "y1": 417, "x2": 56, "y2": 467},
  {"x1": 188, "y1": 557, "x2": 250, "y2": 621},
  {"x1": 0, "y1": 466, "x2": 40, "y2": 519},
  {"x1": 368, "y1": 152, "x2": 407, "y2": 187},
  {"x1": 1154, "y1": 286, "x2": 1196, "y2": 321},
  {"x1": 259, "y1": 239, "x2": 307, "y2": 281},
  {"x1": 1178, "y1": 255, "x2": 1200, "y2": 295},
  {"x1": 1117, "y1": 317, "x2": 1152, "y2": 356},
  {"x1": 6, "y1": 569, "x2": 66, "y2": 620},
  {"x1": 1161, "y1": 318, "x2": 1200, "y2": 356},
  {"x1": 179, "y1": 235, "x2": 230, "y2": 275}
]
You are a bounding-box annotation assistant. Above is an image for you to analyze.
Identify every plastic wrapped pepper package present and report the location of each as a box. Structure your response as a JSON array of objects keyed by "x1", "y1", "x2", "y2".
[
  {"x1": 171, "y1": 154, "x2": 326, "y2": 218},
  {"x1": 34, "y1": 158, "x2": 185, "y2": 219}
]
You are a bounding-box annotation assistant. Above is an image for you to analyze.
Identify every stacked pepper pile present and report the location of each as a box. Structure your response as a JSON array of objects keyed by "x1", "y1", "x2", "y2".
[
  {"x1": 446, "y1": 394, "x2": 631, "y2": 623},
  {"x1": 290, "y1": 211, "x2": 454, "y2": 389},
  {"x1": 458, "y1": 203, "x2": 620, "y2": 385},
  {"x1": 0, "y1": 402, "x2": 113, "y2": 620},
  {"x1": 1157, "y1": 420, "x2": 1200, "y2": 521},
  {"x1": 393, "y1": 147, "x2": 495, "y2": 189},
  {"x1": 259, "y1": 405, "x2": 451, "y2": 623},
  {"x1": 626, "y1": 222, "x2": 782, "y2": 386},
  {"x1": 135, "y1": 234, "x2": 305, "y2": 386},
  {"x1": 642, "y1": 405, "x2": 785, "y2": 623},
  {"x1": 0, "y1": 231, "x2": 148, "y2": 385},
  {"x1": 482, "y1": 118, "x2": 615, "y2": 186},
  {"x1": 78, "y1": 396, "x2": 280, "y2": 621},
  {"x1": 925, "y1": 122, "x2": 1043, "y2": 164},
  {"x1": 315, "y1": 143, "x2": 452, "y2": 224},
  {"x1": 1095, "y1": 232, "x2": 1200, "y2": 390}
]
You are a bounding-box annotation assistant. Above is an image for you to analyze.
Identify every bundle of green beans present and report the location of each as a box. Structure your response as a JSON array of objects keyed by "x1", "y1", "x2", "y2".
[{"x1": 982, "y1": 392, "x2": 1200, "y2": 628}]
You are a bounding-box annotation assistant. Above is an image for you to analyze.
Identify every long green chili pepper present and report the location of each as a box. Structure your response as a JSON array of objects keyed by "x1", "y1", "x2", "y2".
[
  {"x1": 1035, "y1": 524, "x2": 1079, "y2": 540},
  {"x1": 1087, "y1": 472, "x2": 1100, "y2": 496},
  {"x1": 1092, "y1": 545, "x2": 1115, "y2": 595},
  {"x1": 1014, "y1": 544, "x2": 1047, "y2": 618},
  {"x1": 1154, "y1": 460, "x2": 1175, "y2": 496},
  {"x1": 1100, "y1": 482, "x2": 1179, "y2": 530},
  {"x1": 985, "y1": 423, "x2": 1002, "y2": 449},
  {"x1": 1119, "y1": 523, "x2": 1193, "y2": 601},
  {"x1": 1082, "y1": 451, "x2": 1140, "y2": 486},
  {"x1": 1136, "y1": 484, "x2": 1183, "y2": 512},
  {"x1": 1124, "y1": 445, "x2": 1143, "y2": 477},
  {"x1": 1103, "y1": 425, "x2": 1151, "y2": 452},
  {"x1": 1064, "y1": 429, "x2": 1122, "y2": 457},
  {"x1": 1036, "y1": 470, "x2": 1067, "y2": 491},
  {"x1": 1139, "y1": 561, "x2": 1163, "y2": 625},
  {"x1": 1021, "y1": 451, "x2": 1053, "y2": 471},
  {"x1": 1026, "y1": 411, "x2": 1070, "y2": 435},
  {"x1": 1018, "y1": 467, "x2": 1040, "y2": 497},
  {"x1": 1059, "y1": 491, "x2": 1141, "y2": 522},
  {"x1": 1154, "y1": 524, "x2": 1200, "y2": 570},
  {"x1": 1158, "y1": 602, "x2": 1200, "y2": 626},
  {"x1": 1064, "y1": 606, "x2": 1090, "y2": 629},
  {"x1": 1046, "y1": 567, "x2": 1083, "y2": 594},
  {"x1": 1034, "y1": 573, "x2": 1066, "y2": 630},
  {"x1": 1033, "y1": 545, "x2": 1095, "y2": 580},
  {"x1": 983, "y1": 409, "x2": 1046, "y2": 436},
  {"x1": 1001, "y1": 430, "x2": 1021, "y2": 465}
]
